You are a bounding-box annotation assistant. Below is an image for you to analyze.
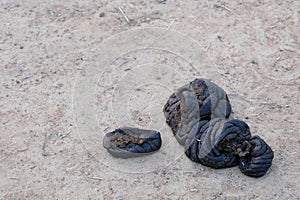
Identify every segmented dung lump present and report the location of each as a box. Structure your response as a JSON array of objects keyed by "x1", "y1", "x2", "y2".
[
  {"x1": 185, "y1": 118, "x2": 252, "y2": 169},
  {"x1": 163, "y1": 78, "x2": 274, "y2": 177},
  {"x1": 103, "y1": 127, "x2": 162, "y2": 158},
  {"x1": 239, "y1": 136, "x2": 274, "y2": 177},
  {"x1": 163, "y1": 78, "x2": 232, "y2": 135}
]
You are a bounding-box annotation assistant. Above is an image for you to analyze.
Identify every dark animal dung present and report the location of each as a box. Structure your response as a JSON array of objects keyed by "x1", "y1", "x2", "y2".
[
  {"x1": 163, "y1": 78, "x2": 274, "y2": 177},
  {"x1": 103, "y1": 78, "x2": 274, "y2": 177},
  {"x1": 103, "y1": 127, "x2": 162, "y2": 158}
]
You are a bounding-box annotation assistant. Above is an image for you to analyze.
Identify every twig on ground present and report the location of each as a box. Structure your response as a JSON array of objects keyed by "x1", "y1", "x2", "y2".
[
  {"x1": 283, "y1": 47, "x2": 297, "y2": 53},
  {"x1": 147, "y1": 19, "x2": 175, "y2": 48},
  {"x1": 17, "y1": 148, "x2": 28, "y2": 152},
  {"x1": 205, "y1": 43, "x2": 211, "y2": 52},
  {"x1": 9, "y1": 177, "x2": 19, "y2": 180},
  {"x1": 60, "y1": 130, "x2": 71, "y2": 139},
  {"x1": 86, "y1": 176, "x2": 104, "y2": 180},
  {"x1": 118, "y1": 7, "x2": 131, "y2": 24},
  {"x1": 42, "y1": 133, "x2": 54, "y2": 156},
  {"x1": 87, "y1": 152, "x2": 97, "y2": 160},
  {"x1": 214, "y1": 4, "x2": 237, "y2": 15},
  {"x1": 179, "y1": 189, "x2": 199, "y2": 200}
]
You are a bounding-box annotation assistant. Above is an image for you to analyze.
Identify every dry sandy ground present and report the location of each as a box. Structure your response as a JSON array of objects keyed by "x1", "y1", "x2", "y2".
[{"x1": 1, "y1": 0, "x2": 300, "y2": 199}]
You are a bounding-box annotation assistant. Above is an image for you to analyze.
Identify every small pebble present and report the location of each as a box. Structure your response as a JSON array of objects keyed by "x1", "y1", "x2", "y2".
[{"x1": 99, "y1": 12, "x2": 105, "y2": 17}]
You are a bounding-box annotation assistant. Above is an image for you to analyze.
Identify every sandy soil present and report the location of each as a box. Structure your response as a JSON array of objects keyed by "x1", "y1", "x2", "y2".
[{"x1": 1, "y1": 0, "x2": 300, "y2": 199}]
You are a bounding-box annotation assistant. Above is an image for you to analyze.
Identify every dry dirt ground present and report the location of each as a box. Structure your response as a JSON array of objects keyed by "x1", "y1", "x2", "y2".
[{"x1": 1, "y1": 0, "x2": 300, "y2": 199}]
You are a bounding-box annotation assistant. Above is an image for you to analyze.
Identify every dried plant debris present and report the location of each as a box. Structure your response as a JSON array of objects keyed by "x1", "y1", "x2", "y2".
[{"x1": 103, "y1": 127, "x2": 162, "y2": 158}]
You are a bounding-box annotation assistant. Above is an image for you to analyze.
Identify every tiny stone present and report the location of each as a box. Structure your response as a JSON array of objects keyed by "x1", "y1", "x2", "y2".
[
  {"x1": 99, "y1": 12, "x2": 105, "y2": 17},
  {"x1": 251, "y1": 60, "x2": 258, "y2": 65}
]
